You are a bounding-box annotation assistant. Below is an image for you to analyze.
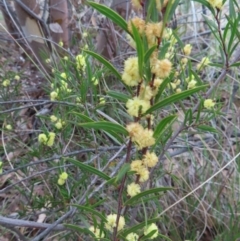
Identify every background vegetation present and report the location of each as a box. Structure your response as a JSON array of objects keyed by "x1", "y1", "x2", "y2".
[{"x1": 0, "y1": 0, "x2": 240, "y2": 240}]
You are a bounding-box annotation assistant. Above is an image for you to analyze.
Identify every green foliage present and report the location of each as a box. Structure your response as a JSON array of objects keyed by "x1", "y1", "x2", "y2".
[{"x1": 1, "y1": 0, "x2": 240, "y2": 240}]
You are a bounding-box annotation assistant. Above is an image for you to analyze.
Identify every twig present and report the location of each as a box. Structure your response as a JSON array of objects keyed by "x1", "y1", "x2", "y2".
[
  {"x1": 0, "y1": 146, "x2": 123, "y2": 177},
  {"x1": 0, "y1": 215, "x2": 66, "y2": 231}
]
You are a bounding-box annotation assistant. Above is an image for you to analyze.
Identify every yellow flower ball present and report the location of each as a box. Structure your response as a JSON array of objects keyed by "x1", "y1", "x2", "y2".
[
  {"x1": 126, "y1": 97, "x2": 150, "y2": 117},
  {"x1": 50, "y1": 115, "x2": 58, "y2": 122},
  {"x1": 46, "y1": 132, "x2": 55, "y2": 147},
  {"x1": 128, "y1": 17, "x2": 145, "y2": 35},
  {"x1": 6, "y1": 124, "x2": 12, "y2": 130},
  {"x1": 50, "y1": 91, "x2": 58, "y2": 101},
  {"x1": 138, "y1": 167, "x2": 150, "y2": 182},
  {"x1": 122, "y1": 57, "x2": 141, "y2": 86},
  {"x1": 89, "y1": 226, "x2": 105, "y2": 238},
  {"x1": 151, "y1": 59, "x2": 172, "y2": 79},
  {"x1": 197, "y1": 57, "x2": 210, "y2": 70},
  {"x1": 142, "y1": 151, "x2": 158, "y2": 168},
  {"x1": 126, "y1": 232, "x2": 139, "y2": 241},
  {"x1": 14, "y1": 75, "x2": 20, "y2": 81},
  {"x1": 59, "y1": 172, "x2": 68, "y2": 180},
  {"x1": 2, "y1": 79, "x2": 10, "y2": 87},
  {"x1": 144, "y1": 223, "x2": 159, "y2": 239},
  {"x1": 204, "y1": 99, "x2": 215, "y2": 109},
  {"x1": 57, "y1": 178, "x2": 65, "y2": 185},
  {"x1": 187, "y1": 80, "x2": 197, "y2": 89},
  {"x1": 38, "y1": 133, "x2": 48, "y2": 144},
  {"x1": 60, "y1": 72, "x2": 67, "y2": 80},
  {"x1": 183, "y1": 44, "x2": 192, "y2": 56},
  {"x1": 127, "y1": 182, "x2": 141, "y2": 197},
  {"x1": 76, "y1": 54, "x2": 86, "y2": 70},
  {"x1": 207, "y1": 0, "x2": 223, "y2": 9},
  {"x1": 105, "y1": 214, "x2": 125, "y2": 232},
  {"x1": 55, "y1": 121, "x2": 63, "y2": 130}
]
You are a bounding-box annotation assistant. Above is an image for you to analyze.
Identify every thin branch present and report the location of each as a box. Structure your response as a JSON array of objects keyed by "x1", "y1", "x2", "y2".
[{"x1": 0, "y1": 215, "x2": 66, "y2": 231}]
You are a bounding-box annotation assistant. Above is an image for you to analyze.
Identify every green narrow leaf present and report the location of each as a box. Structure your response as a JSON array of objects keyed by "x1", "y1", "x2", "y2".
[
  {"x1": 154, "y1": 74, "x2": 173, "y2": 102},
  {"x1": 84, "y1": 50, "x2": 132, "y2": 93},
  {"x1": 131, "y1": 23, "x2": 144, "y2": 78},
  {"x1": 146, "y1": 85, "x2": 208, "y2": 114},
  {"x1": 115, "y1": 163, "x2": 130, "y2": 183},
  {"x1": 159, "y1": 41, "x2": 171, "y2": 59},
  {"x1": 153, "y1": 115, "x2": 177, "y2": 138},
  {"x1": 124, "y1": 187, "x2": 173, "y2": 206},
  {"x1": 146, "y1": 0, "x2": 158, "y2": 22},
  {"x1": 202, "y1": 15, "x2": 221, "y2": 44},
  {"x1": 230, "y1": 62, "x2": 240, "y2": 67},
  {"x1": 78, "y1": 121, "x2": 128, "y2": 135},
  {"x1": 183, "y1": 109, "x2": 193, "y2": 126},
  {"x1": 144, "y1": 45, "x2": 157, "y2": 63},
  {"x1": 68, "y1": 158, "x2": 111, "y2": 181},
  {"x1": 64, "y1": 224, "x2": 95, "y2": 237},
  {"x1": 71, "y1": 112, "x2": 94, "y2": 122},
  {"x1": 102, "y1": 129, "x2": 123, "y2": 145},
  {"x1": 163, "y1": 0, "x2": 181, "y2": 25},
  {"x1": 87, "y1": 1, "x2": 128, "y2": 33},
  {"x1": 118, "y1": 217, "x2": 159, "y2": 237},
  {"x1": 197, "y1": 125, "x2": 218, "y2": 133},
  {"x1": 71, "y1": 204, "x2": 107, "y2": 222},
  {"x1": 192, "y1": 0, "x2": 215, "y2": 14},
  {"x1": 83, "y1": 50, "x2": 121, "y2": 79},
  {"x1": 65, "y1": 224, "x2": 110, "y2": 241},
  {"x1": 107, "y1": 91, "x2": 130, "y2": 102}
]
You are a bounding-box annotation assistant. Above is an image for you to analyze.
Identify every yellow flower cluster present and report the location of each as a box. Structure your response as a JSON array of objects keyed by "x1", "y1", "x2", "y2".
[
  {"x1": 127, "y1": 182, "x2": 141, "y2": 197},
  {"x1": 122, "y1": 57, "x2": 141, "y2": 86},
  {"x1": 130, "y1": 160, "x2": 149, "y2": 182},
  {"x1": 144, "y1": 223, "x2": 159, "y2": 239},
  {"x1": 14, "y1": 75, "x2": 20, "y2": 81},
  {"x1": 142, "y1": 151, "x2": 158, "y2": 168},
  {"x1": 60, "y1": 79, "x2": 72, "y2": 93},
  {"x1": 130, "y1": 151, "x2": 158, "y2": 182},
  {"x1": 204, "y1": 99, "x2": 215, "y2": 109},
  {"x1": 197, "y1": 57, "x2": 210, "y2": 70},
  {"x1": 5, "y1": 124, "x2": 12, "y2": 130},
  {"x1": 57, "y1": 172, "x2": 68, "y2": 185},
  {"x1": 60, "y1": 72, "x2": 67, "y2": 80},
  {"x1": 126, "y1": 232, "x2": 139, "y2": 241},
  {"x1": 151, "y1": 58, "x2": 172, "y2": 79},
  {"x1": 50, "y1": 115, "x2": 65, "y2": 129},
  {"x1": 207, "y1": 0, "x2": 223, "y2": 9},
  {"x1": 2, "y1": 79, "x2": 10, "y2": 87},
  {"x1": 126, "y1": 97, "x2": 150, "y2": 117},
  {"x1": 187, "y1": 79, "x2": 197, "y2": 89},
  {"x1": 145, "y1": 22, "x2": 163, "y2": 46},
  {"x1": 50, "y1": 91, "x2": 58, "y2": 101},
  {"x1": 92, "y1": 77, "x2": 98, "y2": 86},
  {"x1": 139, "y1": 84, "x2": 153, "y2": 100},
  {"x1": 128, "y1": 17, "x2": 145, "y2": 35},
  {"x1": 89, "y1": 226, "x2": 105, "y2": 239},
  {"x1": 126, "y1": 123, "x2": 155, "y2": 149},
  {"x1": 38, "y1": 132, "x2": 56, "y2": 147},
  {"x1": 105, "y1": 214, "x2": 125, "y2": 231},
  {"x1": 76, "y1": 54, "x2": 86, "y2": 70},
  {"x1": 183, "y1": 44, "x2": 192, "y2": 56}
]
